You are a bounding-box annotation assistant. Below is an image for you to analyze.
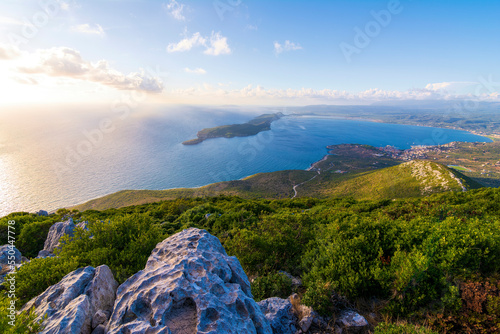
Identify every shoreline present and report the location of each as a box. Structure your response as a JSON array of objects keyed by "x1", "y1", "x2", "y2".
[{"x1": 3, "y1": 120, "x2": 497, "y2": 216}]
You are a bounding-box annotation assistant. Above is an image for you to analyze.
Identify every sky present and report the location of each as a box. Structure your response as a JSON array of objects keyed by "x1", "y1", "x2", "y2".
[{"x1": 0, "y1": 0, "x2": 500, "y2": 106}]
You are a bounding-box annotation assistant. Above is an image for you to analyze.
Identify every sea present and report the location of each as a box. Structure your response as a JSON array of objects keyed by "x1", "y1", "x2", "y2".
[{"x1": 0, "y1": 105, "x2": 492, "y2": 217}]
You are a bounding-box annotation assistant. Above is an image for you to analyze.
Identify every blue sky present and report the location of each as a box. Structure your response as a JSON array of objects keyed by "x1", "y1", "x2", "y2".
[{"x1": 0, "y1": 0, "x2": 499, "y2": 105}]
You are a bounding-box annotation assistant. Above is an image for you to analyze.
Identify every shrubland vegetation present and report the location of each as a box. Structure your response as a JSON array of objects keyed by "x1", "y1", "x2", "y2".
[{"x1": 1, "y1": 188, "x2": 500, "y2": 332}]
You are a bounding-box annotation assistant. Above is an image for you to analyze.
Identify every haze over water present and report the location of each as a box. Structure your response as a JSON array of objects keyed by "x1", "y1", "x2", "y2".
[{"x1": 0, "y1": 107, "x2": 491, "y2": 217}]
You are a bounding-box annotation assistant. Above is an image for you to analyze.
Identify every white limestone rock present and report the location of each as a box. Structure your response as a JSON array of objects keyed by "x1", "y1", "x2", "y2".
[
  {"x1": 41, "y1": 218, "x2": 76, "y2": 254},
  {"x1": 257, "y1": 297, "x2": 297, "y2": 334},
  {"x1": 21, "y1": 265, "x2": 118, "y2": 334},
  {"x1": 106, "y1": 228, "x2": 272, "y2": 334},
  {"x1": 336, "y1": 310, "x2": 368, "y2": 332},
  {"x1": 0, "y1": 245, "x2": 22, "y2": 264},
  {"x1": 39, "y1": 294, "x2": 92, "y2": 334}
]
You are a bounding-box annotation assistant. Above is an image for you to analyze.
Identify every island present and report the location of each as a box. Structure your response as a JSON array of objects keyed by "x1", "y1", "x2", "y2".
[{"x1": 182, "y1": 112, "x2": 284, "y2": 145}]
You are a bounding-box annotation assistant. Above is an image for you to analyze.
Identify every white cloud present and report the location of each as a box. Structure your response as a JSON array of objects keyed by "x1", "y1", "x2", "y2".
[
  {"x1": 184, "y1": 67, "x2": 206, "y2": 74},
  {"x1": 168, "y1": 84, "x2": 500, "y2": 105},
  {"x1": 163, "y1": 0, "x2": 186, "y2": 21},
  {"x1": 204, "y1": 32, "x2": 231, "y2": 56},
  {"x1": 167, "y1": 31, "x2": 231, "y2": 55},
  {"x1": 425, "y1": 81, "x2": 477, "y2": 93},
  {"x1": 17, "y1": 47, "x2": 163, "y2": 93},
  {"x1": 274, "y1": 40, "x2": 302, "y2": 55},
  {"x1": 71, "y1": 24, "x2": 105, "y2": 37},
  {"x1": 0, "y1": 44, "x2": 21, "y2": 60},
  {"x1": 167, "y1": 32, "x2": 206, "y2": 53}
]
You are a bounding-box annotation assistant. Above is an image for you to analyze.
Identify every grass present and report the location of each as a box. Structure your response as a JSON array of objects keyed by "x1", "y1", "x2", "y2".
[{"x1": 448, "y1": 165, "x2": 472, "y2": 172}]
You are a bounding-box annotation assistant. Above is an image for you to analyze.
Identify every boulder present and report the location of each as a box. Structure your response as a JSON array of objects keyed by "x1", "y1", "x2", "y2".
[
  {"x1": 0, "y1": 245, "x2": 22, "y2": 265},
  {"x1": 39, "y1": 294, "x2": 92, "y2": 334},
  {"x1": 92, "y1": 309, "x2": 109, "y2": 329},
  {"x1": 37, "y1": 210, "x2": 49, "y2": 217},
  {"x1": 106, "y1": 228, "x2": 272, "y2": 334},
  {"x1": 336, "y1": 310, "x2": 368, "y2": 332},
  {"x1": 21, "y1": 265, "x2": 118, "y2": 334},
  {"x1": 84, "y1": 265, "x2": 119, "y2": 316},
  {"x1": 257, "y1": 297, "x2": 297, "y2": 334},
  {"x1": 37, "y1": 250, "x2": 55, "y2": 259},
  {"x1": 92, "y1": 324, "x2": 106, "y2": 334},
  {"x1": 42, "y1": 218, "x2": 76, "y2": 254}
]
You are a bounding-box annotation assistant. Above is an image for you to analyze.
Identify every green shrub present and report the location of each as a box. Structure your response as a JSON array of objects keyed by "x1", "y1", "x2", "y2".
[
  {"x1": 57, "y1": 213, "x2": 166, "y2": 282},
  {"x1": 301, "y1": 280, "x2": 334, "y2": 316},
  {"x1": 0, "y1": 294, "x2": 44, "y2": 333},
  {"x1": 14, "y1": 256, "x2": 80, "y2": 306},
  {"x1": 374, "y1": 322, "x2": 438, "y2": 334},
  {"x1": 251, "y1": 272, "x2": 292, "y2": 302},
  {"x1": 16, "y1": 220, "x2": 54, "y2": 258},
  {"x1": 224, "y1": 211, "x2": 313, "y2": 276}
]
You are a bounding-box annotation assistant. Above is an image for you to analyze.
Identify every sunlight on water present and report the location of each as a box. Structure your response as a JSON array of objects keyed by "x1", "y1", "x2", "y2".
[{"x1": 0, "y1": 107, "x2": 491, "y2": 217}]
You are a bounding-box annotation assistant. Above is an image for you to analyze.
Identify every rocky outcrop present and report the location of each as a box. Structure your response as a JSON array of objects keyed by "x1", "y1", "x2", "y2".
[
  {"x1": 37, "y1": 210, "x2": 49, "y2": 216},
  {"x1": 21, "y1": 265, "x2": 118, "y2": 334},
  {"x1": 0, "y1": 245, "x2": 22, "y2": 265},
  {"x1": 336, "y1": 310, "x2": 368, "y2": 333},
  {"x1": 257, "y1": 297, "x2": 297, "y2": 334},
  {"x1": 106, "y1": 228, "x2": 272, "y2": 334},
  {"x1": 38, "y1": 218, "x2": 76, "y2": 257}
]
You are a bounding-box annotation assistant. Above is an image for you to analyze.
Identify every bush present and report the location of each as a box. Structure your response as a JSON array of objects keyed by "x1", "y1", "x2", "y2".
[
  {"x1": 57, "y1": 213, "x2": 166, "y2": 282},
  {"x1": 16, "y1": 220, "x2": 54, "y2": 258},
  {"x1": 375, "y1": 322, "x2": 438, "y2": 334},
  {"x1": 0, "y1": 294, "x2": 44, "y2": 333},
  {"x1": 224, "y1": 211, "x2": 313, "y2": 276},
  {"x1": 251, "y1": 272, "x2": 292, "y2": 302},
  {"x1": 301, "y1": 280, "x2": 334, "y2": 316},
  {"x1": 14, "y1": 256, "x2": 80, "y2": 306}
]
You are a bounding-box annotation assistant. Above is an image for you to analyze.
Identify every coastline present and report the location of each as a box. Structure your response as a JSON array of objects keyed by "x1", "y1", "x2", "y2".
[{"x1": 3, "y1": 119, "x2": 497, "y2": 216}]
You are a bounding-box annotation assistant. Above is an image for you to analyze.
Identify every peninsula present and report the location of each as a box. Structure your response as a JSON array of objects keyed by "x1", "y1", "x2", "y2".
[{"x1": 182, "y1": 112, "x2": 284, "y2": 145}]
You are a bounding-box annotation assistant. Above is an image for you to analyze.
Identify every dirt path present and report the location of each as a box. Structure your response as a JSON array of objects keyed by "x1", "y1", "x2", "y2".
[{"x1": 292, "y1": 174, "x2": 318, "y2": 198}]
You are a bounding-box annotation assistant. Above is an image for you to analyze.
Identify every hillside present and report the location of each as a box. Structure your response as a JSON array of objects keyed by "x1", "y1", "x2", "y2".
[
  {"x1": 3, "y1": 187, "x2": 500, "y2": 333},
  {"x1": 73, "y1": 157, "x2": 479, "y2": 212}
]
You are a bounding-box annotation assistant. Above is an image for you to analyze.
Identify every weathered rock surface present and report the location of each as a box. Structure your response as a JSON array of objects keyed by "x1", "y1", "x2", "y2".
[
  {"x1": 37, "y1": 249, "x2": 54, "y2": 258},
  {"x1": 257, "y1": 297, "x2": 297, "y2": 334},
  {"x1": 37, "y1": 210, "x2": 49, "y2": 216},
  {"x1": 106, "y1": 228, "x2": 272, "y2": 334},
  {"x1": 0, "y1": 244, "x2": 22, "y2": 264},
  {"x1": 336, "y1": 310, "x2": 368, "y2": 332},
  {"x1": 84, "y1": 265, "x2": 119, "y2": 316},
  {"x1": 41, "y1": 218, "x2": 76, "y2": 254},
  {"x1": 40, "y1": 294, "x2": 92, "y2": 334},
  {"x1": 92, "y1": 324, "x2": 106, "y2": 334},
  {"x1": 21, "y1": 265, "x2": 118, "y2": 334},
  {"x1": 92, "y1": 309, "x2": 109, "y2": 329}
]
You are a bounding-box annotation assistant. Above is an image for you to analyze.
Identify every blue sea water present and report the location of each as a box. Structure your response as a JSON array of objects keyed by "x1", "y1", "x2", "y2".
[{"x1": 0, "y1": 107, "x2": 491, "y2": 216}]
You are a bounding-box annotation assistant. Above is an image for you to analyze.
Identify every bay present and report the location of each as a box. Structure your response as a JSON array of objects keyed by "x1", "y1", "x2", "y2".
[{"x1": 0, "y1": 107, "x2": 491, "y2": 216}]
